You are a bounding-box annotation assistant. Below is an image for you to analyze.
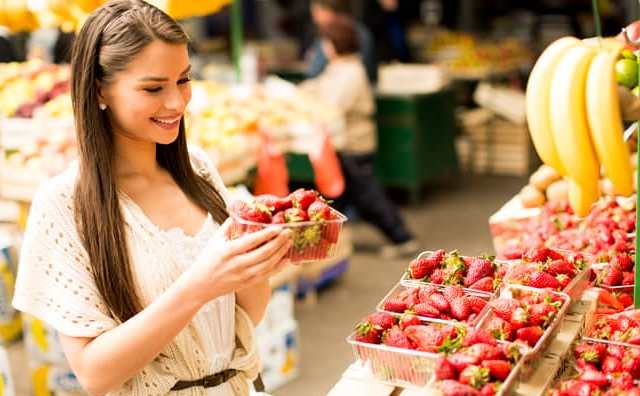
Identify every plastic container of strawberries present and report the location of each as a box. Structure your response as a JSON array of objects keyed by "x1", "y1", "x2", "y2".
[
  {"x1": 583, "y1": 310, "x2": 640, "y2": 350},
  {"x1": 400, "y1": 250, "x2": 511, "y2": 296},
  {"x1": 376, "y1": 283, "x2": 492, "y2": 328},
  {"x1": 475, "y1": 284, "x2": 571, "y2": 372},
  {"x1": 228, "y1": 209, "x2": 347, "y2": 264},
  {"x1": 502, "y1": 248, "x2": 592, "y2": 302},
  {"x1": 591, "y1": 263, "x2": 635, "y2": 295}
]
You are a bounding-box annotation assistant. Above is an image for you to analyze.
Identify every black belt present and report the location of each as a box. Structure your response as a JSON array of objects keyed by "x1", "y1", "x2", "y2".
[{"x1": 171, "y1": 369, "x2": 238, "y2": 391}]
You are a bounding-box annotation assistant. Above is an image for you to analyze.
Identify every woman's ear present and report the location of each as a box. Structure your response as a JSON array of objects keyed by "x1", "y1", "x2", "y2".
[{"x1": 96, "y1": 80, "x2": 107, "y2": 110}]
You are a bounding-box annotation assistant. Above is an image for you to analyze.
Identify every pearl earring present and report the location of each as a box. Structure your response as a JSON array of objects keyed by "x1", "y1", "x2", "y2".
[{"x1": 99, "y1": 103, "x2": 107, "y2": 110}]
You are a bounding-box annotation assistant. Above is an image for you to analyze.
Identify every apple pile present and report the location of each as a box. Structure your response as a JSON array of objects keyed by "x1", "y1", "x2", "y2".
[{"x1": 229, "y1": 189, "x2": 343, "y2": 262}]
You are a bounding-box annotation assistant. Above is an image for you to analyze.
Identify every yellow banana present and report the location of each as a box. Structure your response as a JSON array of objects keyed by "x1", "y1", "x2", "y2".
[
  {"x1": 586, "y1": 51, "x2": 634, "y2": 196},
  {"x1": 568, "y1": 178, "x2": 600, "y2": 217},
  {"x1": 549, "y1": 44, "x2": 600, "y2": 194},
  {"x1": 526, "y1": 36, "x2": 581, "y2": 176},
  {"x1": 583, "y1": 36, "x2": 624, "y2": 54}
]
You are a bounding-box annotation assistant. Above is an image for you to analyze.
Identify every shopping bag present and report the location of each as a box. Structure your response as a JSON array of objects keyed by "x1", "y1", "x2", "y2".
[
  {"x1": 253, "y1": 135, "x2": 289, "y2": 197},
  {"x1": 308, "y1": 131, "x2": 344, "y2": 198}
]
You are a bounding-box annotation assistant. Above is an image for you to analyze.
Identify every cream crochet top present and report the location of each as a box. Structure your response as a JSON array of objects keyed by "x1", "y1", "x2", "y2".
[{"x1": 13, "y1": 147, "x2": 260, "y2": 395}]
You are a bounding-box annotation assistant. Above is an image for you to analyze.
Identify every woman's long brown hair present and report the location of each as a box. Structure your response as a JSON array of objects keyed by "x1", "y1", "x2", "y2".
[{"x1": 71, "y1": 0, "x2": 228, "y2": 323}]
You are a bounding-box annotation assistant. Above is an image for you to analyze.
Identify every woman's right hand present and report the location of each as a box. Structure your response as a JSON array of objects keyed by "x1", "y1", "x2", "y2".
[{"x1": 184, "y1": 218, "x2": 292, "y2": 304}]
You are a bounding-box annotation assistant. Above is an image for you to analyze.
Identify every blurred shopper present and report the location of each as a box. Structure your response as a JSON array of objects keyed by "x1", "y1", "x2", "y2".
[
  {"x1": 363, "y1": 0, "x2": 413, "y2": 63},
  {"x1": 300, "y1": 16, "x2": 417, "y2": 258},
  {"x1": 0, "y1": 27, "x2": 18, "y2": 62},
  {"x1": 307, "y1": 0, "x2": 378, "y2": 84}
]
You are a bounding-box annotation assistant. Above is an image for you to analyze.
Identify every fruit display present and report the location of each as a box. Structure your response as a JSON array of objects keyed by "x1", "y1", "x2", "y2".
[
  {"x1": 432, "y1": 339, "x2": 524, "y2": 396},
  {"x1": 477, "y1": 286, "x2": 569, "y2": 350},
  {"x1": 228, "y1": 189, "x2": 346, "y2": 263},
  {"x1": 503, "y1": 247, "x2": 589, "y2": 298},
  {"x1": 378, "y1": 284, "x2": 489, "y2": 326},
  {"x1": 402, "y1": 250, "x2": 508, "y2": 294},
  {"x1": 548, "y1": 341, "x2": 640, "y2": 396},
  {"x1": 593, "y1": 253, "x2": 635, "y2": 289},
  {"x1": 586, "y1": 311, "x2": 640, "y2": 347},
  {"x1": 526, "y1": 36, "x2": 633, "y2": 216}
]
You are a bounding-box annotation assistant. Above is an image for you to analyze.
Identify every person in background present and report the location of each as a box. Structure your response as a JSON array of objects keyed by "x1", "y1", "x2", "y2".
[
  {"x1": 363, "y1": 0, "x2": 414, "y2": 63},
  {"x1": 0, "y1": 26, "x2": 18, "y2": 62},
  {"x1": 300, "y1": 16, "x2": 418, "y2": 259},
  {"x1": 307, "y1": 0, "x2": 378, "y2": 84}
]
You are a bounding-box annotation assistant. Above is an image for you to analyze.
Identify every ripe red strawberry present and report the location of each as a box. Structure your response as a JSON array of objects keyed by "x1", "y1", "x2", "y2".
[
  {"x1": 404, "y1": 325, "x2": 446, "y2": 352},
  {"x1": 467, "y1": 296, "x2": 487, "y2": 314},
  {"x1": 231, "y1": 200, "x2": 272, "y2": 223},
  {"x1": 579, "y1": 369, "x2": 609, "y2": 387},
  {"x1": 623, "y1": 353, "x2": 640, "y2": 378},
  {"x1": 601, "y1": 266, "x2": 624, "y2": 286},
  {"x1": 486, "y1": 317, "x2": 514, "y2": 341},
  {"x1": 413, "y1": 302, "x2": 440, "y2": 318},
  {"x1": 463, "y1": 329, "x2": 497, "y2": 347},
  {"x1": 448, "y1": 352, "x2": 481, "y2": 373},
  {"x1": 528, "y1": 271, "x2": 561, "y2": 289},
  {"x1": 307, "y1": 200, "x2": 334, "y2": 221},
  {"x1": 400, "y1": 288, "x2": 421, "y2": 307},
  {"x1": 557, "y1": 380, "x2": 599, "y2": 396},
  {"x1": 608, "y1": 345, "x2": 627, "y2": 360},
  {"x1": 459, "y1": 365, "x2": 490, "y2": 389},
  {"x1": 615, "y1": 253, "x2": 634, "y2": 272},
  {"x1": 480, "y1": 383, "x2": 497, "y2": 396},
  {"x1": 417, "y1": 286, "x2": 437, "y2": 303},
  {"x1": 437, "y1": 380, "x2": 481, "y2": 396},
  {"x1": 611, "y1": 372, "x2": 634, "y2": 390},
  {"x1": 283, "y1": 207, "x2": 309, "y2": 223},
  {"x1": 322, "y1": 222, "x2": 341, "y2": 244},
  {"x1": 618, "y1": 292, "x2": 634, "y2": 307},
  {"x1": 623, "y1": 272, "x2": 635, "y2": 286},
  {"x1": 482, "y1": 360, "x2": 511, "y2": 381},
  {"x1": 383, "y1": 298, "x2": 408, "y2": 313},
  {"x1": 489, "y1": 298, "x2": 520, "y2": 322},
  {"x1": 368, "y1": 312, "x2": 395, "y2": 331},
  {"x1": 430, "y1": 268, "x2": 446, "y2": 284},
  {"x1": 443, "y1": 285, "x2": 466, "y2": 304},
  {"x1": 575, "y1": 342, "x2": 607, "y2": 364},
  {"x1": 450, "y1": 297, "x2": 472, "y2": 321},
  {"x1": 382, "y1": 326, "x2": 413, "y2": 349},
  {"x1": 354, "y1": 321, "x2": 381, "y2": 344},
  {"x1": 528, "y1": 303, "x2": 557, "y2": 327},
  {"x1": 290, "y1": 189, "x2": 318, "y2": 211},
  {"x1": 464, "y1": 258, "x2": 495, "y2": 287},
  {"x1": 556, "y1": 274, "x2": 571, "y2": 289},
  {"x1": 255, "y1": 194, "x2": 293, "y2": 213},
  {"x1": 429, "y1": 293, "x2": 451, "y2": 313},
  {"x1": 546, "y1": 259, "x2": 575, "y2": 276},
  {"x1": 466, "y1": 343, "x2": 505, "y2": 361},
  {"x1": 271, "y1": 211, "x2": 286, "y2": 224},
  {"x1": 469, "y1": 277, "x2": 494, "y2": 292},
  {"x1": 410, "y1": 251, "x2": 445, "y2": 279},
  {"x1": 602, "y1": 356, "x2": 623, "y2": 374},
  {"x1": 516, "y1": 326, "x2": 543, "y2": 347},
  {"x1": 524, "y1": 247, "x2": 563, "y2": 262},
  {"x1": 435, "y1": 357, "x2": 457, "y2": 380}
]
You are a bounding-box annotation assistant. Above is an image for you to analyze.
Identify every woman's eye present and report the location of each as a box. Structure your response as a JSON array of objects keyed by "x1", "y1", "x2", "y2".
[
  {"x1": 144, "y1": 87, "x2": 162, "y2": 93},
  {"x1": 178, "y1": 77, "x2": 191, "y2": 85}
]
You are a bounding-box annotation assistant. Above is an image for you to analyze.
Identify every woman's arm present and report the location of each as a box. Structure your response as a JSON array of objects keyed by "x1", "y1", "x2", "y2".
[{"x1": 236, "y1": 280, "x2": 272, "y2": 326}]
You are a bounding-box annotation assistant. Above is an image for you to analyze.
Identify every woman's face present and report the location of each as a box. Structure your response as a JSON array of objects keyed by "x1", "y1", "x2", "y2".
[{"x1": 99, "y1": 40, "x2": 192, "y2": 146}]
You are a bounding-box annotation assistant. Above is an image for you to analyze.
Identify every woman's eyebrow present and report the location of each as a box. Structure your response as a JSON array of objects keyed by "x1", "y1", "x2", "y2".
[{"x1": 138, "y1": 65, "x2": 191, "y2": 82}]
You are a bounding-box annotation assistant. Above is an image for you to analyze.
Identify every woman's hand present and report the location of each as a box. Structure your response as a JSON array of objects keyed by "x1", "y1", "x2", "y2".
[{"x1": 184, "y1": 219, "x2": 293, "y2": 305}]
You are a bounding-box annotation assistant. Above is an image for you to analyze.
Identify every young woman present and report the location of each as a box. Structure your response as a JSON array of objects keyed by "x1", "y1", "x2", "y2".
[
  {"x1": 12, "y1": 1, "x2": 292, "y2": 395},
  {"x1": 300, "y1": 16, "x2": 417, "y2": 258}
]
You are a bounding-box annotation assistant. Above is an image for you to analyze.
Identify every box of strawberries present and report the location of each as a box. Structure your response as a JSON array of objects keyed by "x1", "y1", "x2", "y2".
[{"x1": 228, "y1": 189, "x2": 347, "y2": 264}]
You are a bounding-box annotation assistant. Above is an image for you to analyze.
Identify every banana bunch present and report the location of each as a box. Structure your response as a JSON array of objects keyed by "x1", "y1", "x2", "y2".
[{"x1": 526, "y1": 36, "x2": 633, "y2": 216}]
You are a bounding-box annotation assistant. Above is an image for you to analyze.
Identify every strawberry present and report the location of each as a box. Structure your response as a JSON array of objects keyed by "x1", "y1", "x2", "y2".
[
  {"x1": 417, "y1": 286, "x2": 437, "y2": 303},
  {"x1": 383, "y1": 298, "x2": 408, "y2": 313},
  {"x1": 322, "y1": 222, "x2": 341, "y2": 244},
  {"x1": 404, "y1": 325, "x2": 447, "y2": 352},
  {"x1": 437, "y1": 380, "x2": 481, "y2": 396},
  {"x1": 556, "y1": 274, "x2": 571, "y2": 289},
  {"x1": 430, "y1": 268, "x2": 446, "y2": 284},
  {"x1": 399, "y1": 313, "x2": 421, "y2": 330},
  {"x1": 467, "y1": 296, "x2": 487, "y2": 314},
  {"x1": 271, "y1": 211, "x2": 286, "y2": 224},
  {"x1": 575, "y1": 342, "x2": 607, "y2": 364},
  {"x1": 400, "y1": 288, "x2": 421, "y2": 307},
  {"x1": 255, "y1": 194, "x2": 292, "y2": 213},
  {"x1": 482, "y1": 360, "x2": 511, "y2": 381},
  {"x1": 601, "y1": 266, "x2": 624, "y2": 286},
  {"x1": 429, "y1": 293, "x2": 451, "y2": 313},
  {"x1": 459, "y1": 366, "x2": 490, "y2": 389},
  {"x1": 443, "y1": 286, "x2": 466, "y2": 305},
  {"x1": 528, "y1": 271, "x2": 561, "y2": 289},
  {"x1": 524, "y1": 247, "x2": 563, "y2": 262},
  {"x1": 489, "y1": 298, "x2": 520, "y2": 322},
  {"x1": 368, "y1": 312, "x2": 395, "y2": 331},
  {"x1": 410, "y1": 250, "x2": 445, "y2": 279},
  {"x1": 480, "y1": 383, "x2": 497, "y2": 396},
  {"x1": 290, "y1": 189, "x2": 318, "y2": 211},
  {"x1": 463, "y1": 329, "x2": 497, "y2": 347},
  {"x1": 528, "y1": 303, "x2": 557, "y2": 327},
  {"x1": 618, "y1": 292, "x2": 633, "y2": 307},
  {"x1": 516, "y1": 326, "x2": 543, "y2": 347},
  {"x1": 435, "y1": 357, "x2": 457, "y2": 380},
  {"x1": 615, "y1": 253, "x2": 634, "y2": 272},
  {"x1": 623, "y1": 272, "x2": 635, "y2": 286},
  {"x1": 307, "y1": 200, "x2": 334, "y2": 221},
  {"x1": 448, "y1": 352, "x2": 480, "y2": 373},
  {"x1": 354, "y1": 321, "x2": 381, "y2": 344},
  {"x1": 486, "y1": 317, "x2": 513, "y2": 341},
  {"x1": 579, "y1": 369, "x2": 609, "y2": 387},
  {"x1": 466, "y1": 343, "x2": 505, "y2": 361},
  {"x1": 608, "y1": 345, "x2": 627, "y2": 360},
  {"x1": 231, "y1": 200, "x2": 272, "y2": 223},
  {"x1": 623, "y1": 353, "x2": 640, "y2": 378},
  {"x1": 469, "y1": 277, "x2": 494, "y2": 292},
  {"x1": 546, "y1": 259, "x2": 575, "y2": 276},
  {"x1": 450, "y1": 297, "x2": 472, "y2": 321},
  {"x1": 283, "y1": 207, "x2": 309, "y2": 223},
  {"x1": 611, "y1": 372, "x2": 634, "y2": 390},
  {"x1": 464, "y1": 258, "x2": 495, "y2": 287},
  {"x1": 413, "y1": 302, "x2": 440, "y2": 318},
  {"x1": 382, "y1": 326, "x2": 413, "y2": 349},
  {"x1": 602, "y1": 356, "x2": 623, "y2": 374}
]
